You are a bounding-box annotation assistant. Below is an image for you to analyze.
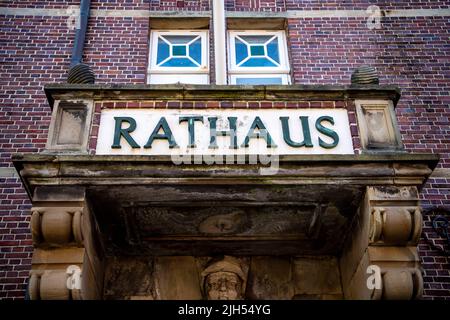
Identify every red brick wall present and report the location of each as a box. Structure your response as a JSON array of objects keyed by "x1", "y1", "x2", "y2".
[
  {"x1": 0, "y1": 11, "x2": 72, "y2": 299},
  {"x1": 1, "y1": 0, "x2": 449, "y2": 299},
  {"x1": 84, "y1": 16, "x2": 149, "y2": 83}
]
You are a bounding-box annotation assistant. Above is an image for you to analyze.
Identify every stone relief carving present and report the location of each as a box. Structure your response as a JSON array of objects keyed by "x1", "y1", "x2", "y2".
[
  {"x1": 198, "y1": 212, "x2": 247, "y2": 234},
  {"x1": 130, "y1": 205, "x2": 314, "y2": 236},
  {"x1": 201, "y1": 256, "x2": 248, "y2": 300}
]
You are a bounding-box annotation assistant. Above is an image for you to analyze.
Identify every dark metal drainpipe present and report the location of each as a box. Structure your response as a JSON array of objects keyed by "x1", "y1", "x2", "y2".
[
  {"x1": 67, "y1": 0, "x2": 95, "y2": 84},
  {"x1": 70, "y1": 0, "x2": 91, "y2": 67}
]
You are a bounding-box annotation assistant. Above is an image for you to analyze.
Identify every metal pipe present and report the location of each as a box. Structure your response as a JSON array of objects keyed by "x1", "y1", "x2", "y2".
[{"x1": 70, "y1": 0, "x2": 91, "y2": 67}]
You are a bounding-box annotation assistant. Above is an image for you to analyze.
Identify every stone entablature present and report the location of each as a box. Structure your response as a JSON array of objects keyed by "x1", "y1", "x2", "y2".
[{"x1": 43, "y1": 84, "x2": 402, "y2": 157}]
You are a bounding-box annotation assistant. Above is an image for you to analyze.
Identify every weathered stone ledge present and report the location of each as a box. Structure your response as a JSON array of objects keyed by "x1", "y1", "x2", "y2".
[
  {"x1": 11, "y1": 153, "x2": 439, "y2": 165},
  {"x1": 12, "y1": 153, "x2": 439, "y2": 198},
  {"x1": 44, "y1": 84, "x2": 401, "y2": 108}
]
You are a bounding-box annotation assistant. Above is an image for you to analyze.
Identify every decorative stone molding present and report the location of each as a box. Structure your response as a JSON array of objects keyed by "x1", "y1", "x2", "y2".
[
  {"x1": 370, "y1": 266, "x2": 423, "y2": 300},
  {"x1": 29, "y1": 267, "x2": 82, "y2": 300},
  {"x1": 369, "y1": 206, "x2": 422, "y2": 245},
  {"x1": 367, "y1": 186, "x2": 422, "y2": 246},
  {"x1": 366, "y1": 246, "x2": 424, "y2": 300},
  {"x1": 355, "y1": 99, "x2": 403, "y2": 152},
  {"x1": 31, "y1": 207, "x2": 84, "y2": 247},
  {"x1": 43, "y1": 84, "x2": 402, "y2": 107},
  {"x1": 340, "y1": 186, "x2": 424, "y2": 300},
  {"x1": 27, "y1": 187, "x2": 104, "y2": 300},
  {"x1": 45, "y1": 99, "x2": 94, "y2": 153}
]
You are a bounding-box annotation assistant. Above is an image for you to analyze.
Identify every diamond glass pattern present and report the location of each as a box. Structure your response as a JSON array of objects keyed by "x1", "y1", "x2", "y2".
[
  {"x1": 233, "y1": 35, "x2": 281, "y2": 68},
  {"x1": 156, "y1": 35, "x2": 202, "y2": 67}
]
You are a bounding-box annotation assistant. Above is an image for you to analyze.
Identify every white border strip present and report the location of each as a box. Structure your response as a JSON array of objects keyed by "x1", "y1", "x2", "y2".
[
  {"x1": 0, "y1": 7, "x2": 449, "y2": 18},
  {"x1": 286, "y1": 8, "x2": 450, "y2": 18},
  {"x1": 0, "y1": 8, "x2": 211, "y2": 18}
]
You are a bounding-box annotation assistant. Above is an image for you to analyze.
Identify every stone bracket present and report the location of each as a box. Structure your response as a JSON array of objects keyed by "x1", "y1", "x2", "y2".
[
  {"x1": 27, "y1": 187, "x2": 104, "y2": 300},
  {"x1": 371, "y1": 266, "x2": 423, "y2": 300},
  {"x1": 369, "y1": 206, "x2": 422, "y2": 245},
  {"x1": 340, "y1": 186, "x2": 425, "y2": 300},
  {"x1": 31, "y1": 207, "x2": 84, "y2": 247},
  {"x1": 367, "y1": 247, "x2": 423, "y2": 300},
  {"x1": 29, "y1": 266, "x2": 83, "y2": 300}
]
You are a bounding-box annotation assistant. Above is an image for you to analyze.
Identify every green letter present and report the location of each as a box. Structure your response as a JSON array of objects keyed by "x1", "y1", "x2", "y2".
[
  {"x1": 241, "y1": 116, "x2": 277, "y2": 148},
  {"x1": 280, "y1": 116, "x2": 313, "y2": 148},
  {"x1": 112, "y1": 117, "x2": 140, "y2": 149},
  {"x1": 208, "y1": 117, "x2": 238, "y2": 149},
  {"x1": 179, "y1": 116, "x2": 203, "y2": 148},
  {"x1": 316, "y1": 116, "x2": 339, "y2": 149},
  {"x1": 144, "y1": 117, "x2": 178, "y2": 148}
]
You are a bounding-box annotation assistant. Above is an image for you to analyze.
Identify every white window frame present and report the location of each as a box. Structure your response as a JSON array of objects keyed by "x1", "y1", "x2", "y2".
[
  {"x1": 230, "y1": 74, "x2": 290, "y2": 85},
  {"x1": 227, "y1": 30, "x2": 290, "y2": 85},
  {"x1": 148, "y1": 30, "x2": 209, "y2": 84}
]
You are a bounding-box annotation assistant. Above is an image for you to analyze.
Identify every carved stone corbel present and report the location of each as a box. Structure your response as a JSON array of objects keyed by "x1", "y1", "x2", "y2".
[
  {"x1": 31, "y1": 208, "x2": 84, "y2": 247},
  {"x1": 340, "y1": 186, "x2": 425, "y2": 300},
  {"x1": 369, "y1": 206, "x2": 422, "y2": 245},
  {"x1": 370, "y1": 267, "x2": 423, "y2": 300},
  {"x1": 29, "y1": 266, "x2": 82, "y2": 300},
  {"x1": 27, "y1": 187, "x2": 104, "y2": 300}
]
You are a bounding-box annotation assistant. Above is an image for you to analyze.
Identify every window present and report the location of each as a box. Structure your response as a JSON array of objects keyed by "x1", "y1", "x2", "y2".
[
  {"x1": 228, "y1": 31, "x2": 290, "y2": 85},
  {"x1": 148, "y1": 30, "x2": 209, "y2": 84}
]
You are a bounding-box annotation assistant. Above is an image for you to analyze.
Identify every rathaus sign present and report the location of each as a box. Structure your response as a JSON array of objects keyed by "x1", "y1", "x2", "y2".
[{"x1": 97, "y1": 109, "x2": 354, "y2": 155}]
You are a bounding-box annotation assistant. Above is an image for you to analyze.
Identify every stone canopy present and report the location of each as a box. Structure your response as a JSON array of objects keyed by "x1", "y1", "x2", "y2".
[{"x1": 13, "y1": 84, "x2": 439, "y2": 300}]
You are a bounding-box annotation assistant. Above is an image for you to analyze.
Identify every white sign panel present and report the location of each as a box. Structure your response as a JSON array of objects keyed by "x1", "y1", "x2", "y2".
[{"x1": 96, "y1": 109, "x2": 354, "y2": 155}]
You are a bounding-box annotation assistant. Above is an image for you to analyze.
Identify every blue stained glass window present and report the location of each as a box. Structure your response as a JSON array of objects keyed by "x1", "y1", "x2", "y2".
[
  {"x1": 229, "y1": 33, "x2": 288, "y2": 86},
  {"x1": 173, "y1": 45, "x2": 186, "y2": 56},
  {"x1": 233, "y1": 35, "x2": 281, "y2": 68},
  {"x1": 266, "y1": 39, "x2": 280, "y2": 63},
  {"x1": 241, "y1": 57, "x2": 277, "y2": 67},
  {"x1": 236, "y1": 77, "x2": 283, "y2": 85},
  {"x1": 189, "y1": 38, "x2": 202, "y2": 65},
  {"x1": 235, "y1": 38, "x2": 248, "y2": 65},
  {"x1": 156, "y1": 38, "x2": 170, "y2": 64},
  {"x1": 161, "y1": 58, "x2": 197, "y2": 67},
  {"x1": 250, "y1": 45, "x2": 265, "y2": 56},
  {"x1": 156, "y1": 34, "x2": 203, "y2": 68}
]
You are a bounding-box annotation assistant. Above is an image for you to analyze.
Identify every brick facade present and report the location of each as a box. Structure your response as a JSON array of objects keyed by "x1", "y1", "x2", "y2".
[{"x1": 0, "y1": 0, "x2": 449, "y2": 299}]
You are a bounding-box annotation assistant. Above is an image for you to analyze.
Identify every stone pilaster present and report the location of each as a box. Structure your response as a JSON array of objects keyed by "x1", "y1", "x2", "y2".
[
  {"x1": 340, "y1": 186, "x2": 424, "y2": 300},
  {"x1": 27, "y1": 187, "x2": 104, "y2": 300}
]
